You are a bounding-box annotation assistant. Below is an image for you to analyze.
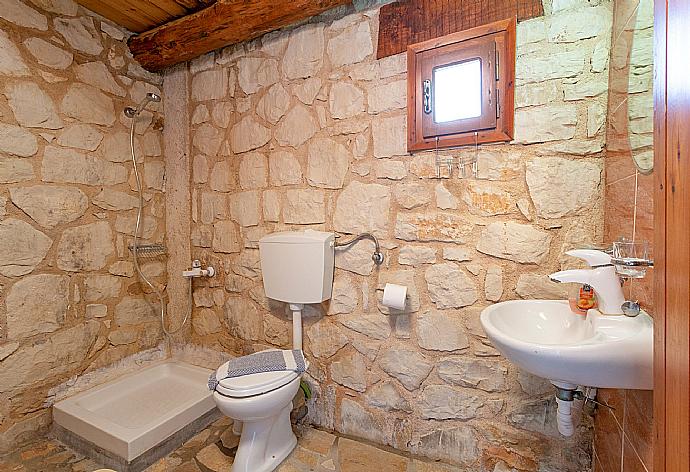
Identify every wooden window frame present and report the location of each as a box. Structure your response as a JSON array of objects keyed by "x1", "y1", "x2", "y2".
[
  {"x1": 420, "y1": 38, "x2": 497, "y2": 137},
  {"x1": 407, "y1": 17, "x2": 516, "y2": 152}
]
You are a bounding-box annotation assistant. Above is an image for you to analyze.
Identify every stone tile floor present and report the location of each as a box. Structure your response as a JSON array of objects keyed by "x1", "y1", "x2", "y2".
[{"x1": 1, "y1": 418, "x2": 461, "y2": 472}]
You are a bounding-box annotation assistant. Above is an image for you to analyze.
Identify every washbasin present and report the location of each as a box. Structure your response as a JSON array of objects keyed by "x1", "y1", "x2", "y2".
[{"x1": 480, "y1": 300, "x2": 653, "y2": 390}]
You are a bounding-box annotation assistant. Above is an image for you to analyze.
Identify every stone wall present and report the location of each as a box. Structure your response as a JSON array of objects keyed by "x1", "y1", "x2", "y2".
[
  {"x1": 171, "y1": 0, "x2": 612, "y2": 469},
  {"x1": 0, "y1": 0, "x2": 166, "y2": 452}
]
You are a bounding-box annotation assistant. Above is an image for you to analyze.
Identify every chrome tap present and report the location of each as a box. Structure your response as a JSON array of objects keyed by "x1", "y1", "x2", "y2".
[
  {"x1": 549, "y1": 249, "x2": 625, "y2": 315},
  {"x1": 182, "y1": 259, "x2": 215, "y2": 278}
]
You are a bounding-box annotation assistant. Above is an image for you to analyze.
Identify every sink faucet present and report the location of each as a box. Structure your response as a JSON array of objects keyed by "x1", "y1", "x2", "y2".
[{"x1": 549, "y1": 249, "x2": 625, "y2": 315}]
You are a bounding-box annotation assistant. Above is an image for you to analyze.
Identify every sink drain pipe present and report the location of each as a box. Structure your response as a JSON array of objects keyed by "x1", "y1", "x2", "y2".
[
  {"x1": 555, "y1": 395, "x2": 577, "y2": 436},
  {"x1": 553, "y1": 384, "x2": 596, "y2": 437}
]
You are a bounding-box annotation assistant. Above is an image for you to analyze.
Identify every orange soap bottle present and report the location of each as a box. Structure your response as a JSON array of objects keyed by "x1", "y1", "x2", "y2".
[{"x1": 569, "y1": 284, "x2": 597, "y2": 315}]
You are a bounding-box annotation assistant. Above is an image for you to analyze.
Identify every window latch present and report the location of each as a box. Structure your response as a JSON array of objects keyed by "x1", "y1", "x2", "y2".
[{"x1": 423, "y1": 79, "x2": 432, "y2": 114}]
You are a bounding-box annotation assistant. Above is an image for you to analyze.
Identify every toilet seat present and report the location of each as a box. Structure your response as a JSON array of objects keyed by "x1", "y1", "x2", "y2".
[{"x1": 214, "y1": 361, "x2": 300, "y2": 398}]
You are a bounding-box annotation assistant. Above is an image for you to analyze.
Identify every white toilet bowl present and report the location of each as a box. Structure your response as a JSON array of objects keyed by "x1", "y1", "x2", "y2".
[{"x1": 212, "y1": 363, "x2": 302, "y2": 472}]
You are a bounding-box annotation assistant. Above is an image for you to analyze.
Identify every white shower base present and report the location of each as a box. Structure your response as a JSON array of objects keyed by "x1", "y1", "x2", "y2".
[{"x1": 53, "y1": 360, "x2": 217, "y2": 463}]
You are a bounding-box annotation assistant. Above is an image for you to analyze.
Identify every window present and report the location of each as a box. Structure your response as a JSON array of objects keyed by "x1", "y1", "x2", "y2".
[{"x1": 407, "y1": 18, "x2": 516, "y2": 152}]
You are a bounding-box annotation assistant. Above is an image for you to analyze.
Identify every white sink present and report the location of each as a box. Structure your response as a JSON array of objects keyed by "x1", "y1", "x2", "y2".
[{"x1": 480, "y1": 300, "x2": 653, "y2": 390}]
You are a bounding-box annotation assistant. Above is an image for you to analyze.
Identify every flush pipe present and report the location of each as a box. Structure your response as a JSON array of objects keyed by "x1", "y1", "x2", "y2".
[
  {"x1": 334, "y1": 233, "x2": 384, "y2": 265},
  {"x1": 289, "y1": 303, "x2": 304, "y2": 350}
]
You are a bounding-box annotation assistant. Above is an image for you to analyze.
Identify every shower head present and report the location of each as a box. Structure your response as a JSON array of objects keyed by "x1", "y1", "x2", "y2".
[{"x1": 124, "y1": 92, "x2": 162, "y2": 118}]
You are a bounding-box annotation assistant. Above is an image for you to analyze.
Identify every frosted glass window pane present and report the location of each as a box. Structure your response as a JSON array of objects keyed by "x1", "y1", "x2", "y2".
[{"x1": 433, "y1": 59, "x2": 482, "y2": 123}]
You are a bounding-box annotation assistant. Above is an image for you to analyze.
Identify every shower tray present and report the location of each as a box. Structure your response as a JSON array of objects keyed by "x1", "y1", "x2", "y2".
[{"x1": 53, "y1": 360, "x2": 220, "y2": 471}]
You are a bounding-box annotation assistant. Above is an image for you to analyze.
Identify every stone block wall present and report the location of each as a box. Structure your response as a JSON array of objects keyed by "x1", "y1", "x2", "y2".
[
  {"x1": 173, "y1": 0, "x2": 612, "y2": 470},
  {"x1": 0, "y1": 0, "x2": 166, "y2": 452}
]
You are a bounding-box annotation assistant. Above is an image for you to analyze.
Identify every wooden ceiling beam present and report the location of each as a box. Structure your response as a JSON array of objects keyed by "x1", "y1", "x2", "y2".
[{"x1": 129, "y1": 0, "x2": 353, "y2": 72}]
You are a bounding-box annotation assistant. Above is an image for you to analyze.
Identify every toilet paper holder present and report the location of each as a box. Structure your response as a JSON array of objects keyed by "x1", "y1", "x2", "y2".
[{"x1": 381, "y1": 283, "x2": 409, "y2": 311}]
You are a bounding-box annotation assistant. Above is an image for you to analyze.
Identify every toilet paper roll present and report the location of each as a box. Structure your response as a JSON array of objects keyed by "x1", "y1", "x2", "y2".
[{"x1": 382, "y1": 283, "x2": 407, "y2": 311}]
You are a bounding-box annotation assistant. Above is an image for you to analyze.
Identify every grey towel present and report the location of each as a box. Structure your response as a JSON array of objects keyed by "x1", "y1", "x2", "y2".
[{"x1": 208, "y1": 349, "x2": 306, "y2": 392}]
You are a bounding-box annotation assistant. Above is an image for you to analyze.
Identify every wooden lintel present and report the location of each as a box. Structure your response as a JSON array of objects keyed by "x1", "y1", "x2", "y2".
[
  {"x1": 129, "y1": 0, "x2": 353, "y2": 71},
  {"x1": 377, "y1": 0, "x2": 544, "y2": 59}
]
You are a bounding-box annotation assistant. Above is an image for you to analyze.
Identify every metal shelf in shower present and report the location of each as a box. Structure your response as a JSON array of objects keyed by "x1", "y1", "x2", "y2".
[{"x1": 128, "y1": 244, "x2": 167, "y2": 258}]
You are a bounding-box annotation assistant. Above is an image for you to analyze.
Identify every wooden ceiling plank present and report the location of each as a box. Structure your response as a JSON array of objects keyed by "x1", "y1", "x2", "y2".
[
  {"x1": 142, "y1": 0, "x2": 189, "y2": 18},
  {"x1": 74, "y1": 0, "x2": 186, "y2": 32},
  {"x1": 172, "y1": 0, "x2": 201, "y2": 10},
  {"x1": 115, "y1": 0, "x2": 184, "y2": 25},
  {"x1": 173, "y1": 0, "x2": 217, "y2": 11},
  {"x1": 129, "y1": 0, "x2": 353, "y2": 71},
  {"x1": 75, "y1": 0, "x2": 153, "y2": 32}
]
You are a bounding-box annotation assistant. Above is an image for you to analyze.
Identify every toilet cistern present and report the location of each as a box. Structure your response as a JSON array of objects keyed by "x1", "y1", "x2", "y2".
[
  {"x1": 182, "y1": 259, "x2": 215, "y2": 278},
  {"x1": 549, "y1": 249, "x2": 625, "y2": 315},
  {"x1": 259, "y1": 230, "x2": 335, "y2": 350}
]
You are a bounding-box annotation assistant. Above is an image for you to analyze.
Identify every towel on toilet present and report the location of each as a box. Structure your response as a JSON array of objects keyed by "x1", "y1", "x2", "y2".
[{"x1": 208, "y1": 349, "x2": 306, "y2": 392}]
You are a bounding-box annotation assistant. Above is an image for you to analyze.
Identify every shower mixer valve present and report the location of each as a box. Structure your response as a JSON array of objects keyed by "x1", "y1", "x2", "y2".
[{"x1": 183, "y1": 260, "x2": 215, "y2": 278}]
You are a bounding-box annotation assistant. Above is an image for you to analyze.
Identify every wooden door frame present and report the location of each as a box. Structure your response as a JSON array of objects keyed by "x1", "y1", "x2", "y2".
[
  {"x1": 652, "y1": 0, "x2": 666, "y2": 469},
  {"x1": 654, "y1": 0, "x2": 690, "y2": 470}
]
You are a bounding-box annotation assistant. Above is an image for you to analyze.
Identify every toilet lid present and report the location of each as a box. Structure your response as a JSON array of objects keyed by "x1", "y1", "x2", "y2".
[{"x1": 214, "y1": 362, "x2": 300, "y2": 398}]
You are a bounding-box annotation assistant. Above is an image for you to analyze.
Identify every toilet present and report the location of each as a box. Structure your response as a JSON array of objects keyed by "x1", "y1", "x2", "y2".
[{"x1": 211, "y1": 230, "x2": 334, "y2": 472}]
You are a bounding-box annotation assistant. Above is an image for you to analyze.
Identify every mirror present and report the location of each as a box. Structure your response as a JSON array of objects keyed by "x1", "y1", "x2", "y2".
[{"x1": 627, "y1": 0, "x2": 654, "y2": 174}]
